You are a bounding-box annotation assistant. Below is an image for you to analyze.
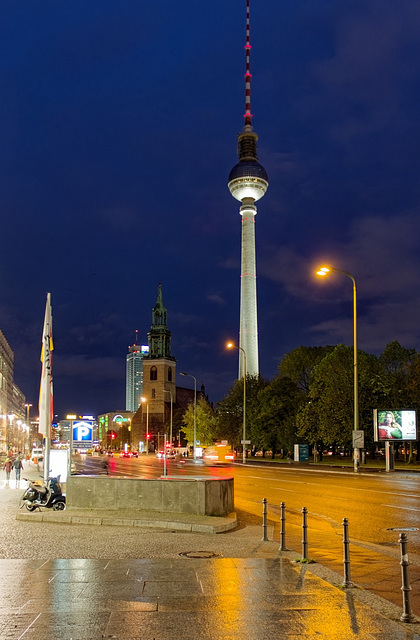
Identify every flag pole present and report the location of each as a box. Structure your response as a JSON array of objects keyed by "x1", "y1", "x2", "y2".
[{"x1": 39, "y1": 293, "x2": 53, "y2": 483}]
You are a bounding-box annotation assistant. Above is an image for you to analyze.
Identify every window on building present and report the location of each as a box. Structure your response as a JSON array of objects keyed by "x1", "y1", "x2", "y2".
[
  {"x1": 150, "y1": 366, "x2": 157, "y2": 381},
  {"x1": 168, "y1": 367, "x2": 172, "y2": 382},
  {"x1": 152, "y1": 388, "x2": 156, "y2": 399}
]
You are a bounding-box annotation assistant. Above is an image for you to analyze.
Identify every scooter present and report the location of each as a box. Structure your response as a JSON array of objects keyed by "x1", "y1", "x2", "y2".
[{"x1": 20, "y1": 476, "x2": 66, "y2": 511}]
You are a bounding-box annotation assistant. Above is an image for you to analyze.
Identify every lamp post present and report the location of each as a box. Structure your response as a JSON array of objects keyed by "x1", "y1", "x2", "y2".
[
  {"x1": 6, "y1": 413, "x2": 14, "y2": 453},
  {"x1": 163, "y1": 389, "x2": 173, "y2": 449},
  {"x1": 24, "y1": 404, "x2": 32, "y2": 450},
  {"x1": 316, "y1": 266, "x2": 360, "y2": 472},
  {"x1": 180, "y1": 372, "x2": 197, "y2": 459},
  {"x1": 227, "y1": 342, "x2": 247, "y2": 464},
  {"x1": 141, "y1": 397, "x2": 149, "y2": 455}
]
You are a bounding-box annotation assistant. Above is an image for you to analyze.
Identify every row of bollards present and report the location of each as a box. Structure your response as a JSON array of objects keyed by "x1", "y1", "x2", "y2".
[{"x1": 261, "y1": 498, "x2": 416, "y2": 623}]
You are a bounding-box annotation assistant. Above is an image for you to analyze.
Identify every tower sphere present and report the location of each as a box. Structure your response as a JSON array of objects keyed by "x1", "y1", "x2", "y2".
[{"x1": 228, "y1": 160, "x2": 269, "y2": 202}]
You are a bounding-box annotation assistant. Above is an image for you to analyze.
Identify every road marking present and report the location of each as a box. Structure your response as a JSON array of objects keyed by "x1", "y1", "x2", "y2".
[{"x1": 382, "y1": 504, "x2": 420, "y2": 512}]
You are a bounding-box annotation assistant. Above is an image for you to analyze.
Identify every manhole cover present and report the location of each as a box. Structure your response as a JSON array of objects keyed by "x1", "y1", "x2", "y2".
[
  {"x1": 387, "y1": 527, "x2": 419, "y2": 532},
  {"x1": 179, "y1": 551, "x2": 221, "y2": 559}
]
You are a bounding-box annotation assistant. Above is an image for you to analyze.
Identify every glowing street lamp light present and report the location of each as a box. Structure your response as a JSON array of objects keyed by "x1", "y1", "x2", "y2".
[
  {"x1": 227, "y1": 342, "x2": 247, "y2": 464},
  {"x1": 141, "y1": 397, "x2": 149, "y2": 455},
  {"x1": 316, "y1": 266, "x2": 360, "y2": 472}
]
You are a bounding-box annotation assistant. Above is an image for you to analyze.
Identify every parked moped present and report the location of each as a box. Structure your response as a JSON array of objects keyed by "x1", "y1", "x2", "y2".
[{"x1": 20, "y1": 476, "x2": 66, "y2": 511}]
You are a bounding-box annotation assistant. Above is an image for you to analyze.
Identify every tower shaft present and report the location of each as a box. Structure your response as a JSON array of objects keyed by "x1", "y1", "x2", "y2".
[{"x1": 239, "y1": 201, "x2": 258, "y2": 378}]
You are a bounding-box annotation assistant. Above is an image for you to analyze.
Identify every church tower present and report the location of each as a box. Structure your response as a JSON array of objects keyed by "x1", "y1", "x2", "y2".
[
  {"x1": 228, "y1": 0, "x2": 268, "y2": 378},
  {"x1": 141, "y1": 284, "x2": 176, "y2": 443}
]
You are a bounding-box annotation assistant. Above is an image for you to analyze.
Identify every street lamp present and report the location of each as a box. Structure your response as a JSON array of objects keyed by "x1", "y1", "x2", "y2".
[
  {"x1": 227, "y1": 342, "x2": 247, "y2": 464},
  {"x1": 25, "y1": 404, "x2": 33, "y2": 452},
  {"x1": 141, "y1": 397, "x2": 149, "y2": 455},
  {"x1": 163, "y1": 389, "x2": 173, "y2": 449},
  {"x1": 316, "y1": 266, "x2": 360, "y2": 472},
  {"x1": 180, "y1": 372, "x2": 197, "y2": 460}
]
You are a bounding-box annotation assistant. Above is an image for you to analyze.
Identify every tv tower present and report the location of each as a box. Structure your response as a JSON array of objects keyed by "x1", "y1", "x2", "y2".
[{"x1": 228, "y1": 0, "x2": 268, "y2": 378}]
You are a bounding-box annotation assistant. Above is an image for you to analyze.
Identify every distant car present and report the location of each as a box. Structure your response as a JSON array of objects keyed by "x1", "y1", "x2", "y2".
[
  {"x1": 122, "y1": 451, "x2": 131, "y2": 459},
  {"x1": 106, "y1": 451, "x2": 114, "y2": 457},
  {"x1": 156, "y1": 450, "x2": 176, "y2": 459},
  {"x1": 130, "y1": 451, "x2": 138, "y2": 458}
]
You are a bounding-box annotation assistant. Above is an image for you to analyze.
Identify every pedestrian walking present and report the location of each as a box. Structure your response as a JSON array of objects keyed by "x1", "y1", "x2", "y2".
[
  {"x1": 3, "y1": 458, "x2": 13, "y2": 484},
  {"x1": 13, "y1": 457, "x2": 23, "y2": 486}
]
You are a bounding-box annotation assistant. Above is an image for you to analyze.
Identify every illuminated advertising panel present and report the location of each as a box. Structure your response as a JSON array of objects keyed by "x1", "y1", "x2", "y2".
[{"x1": 373, "y1": 409, "x2": 417, "y2": 441}]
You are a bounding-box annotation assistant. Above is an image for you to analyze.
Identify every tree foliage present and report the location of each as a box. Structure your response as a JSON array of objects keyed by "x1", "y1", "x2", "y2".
[
  {"x1": 197, "y1": 340, "x2": 420, "y2": 457},
  {"x1": 182, "y1": 396, "x2": 217, "y2": 447}
]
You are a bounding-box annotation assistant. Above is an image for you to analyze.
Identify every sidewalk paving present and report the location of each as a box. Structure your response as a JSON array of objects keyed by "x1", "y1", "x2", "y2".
[{"x1": 1, "y1": 556, "x2": 419, "y2": 640}]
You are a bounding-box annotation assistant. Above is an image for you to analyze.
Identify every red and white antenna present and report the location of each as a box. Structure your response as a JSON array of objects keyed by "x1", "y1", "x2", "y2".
[{"x1": 244, "y1": 0, "x2": 252, "y2": 128}]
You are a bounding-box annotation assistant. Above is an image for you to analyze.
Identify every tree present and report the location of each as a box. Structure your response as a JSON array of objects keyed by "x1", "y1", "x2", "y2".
[
  {"x1": 378, "y1": 341, "x2": 416, "y2": 407},
  {"x1": 216, "y1": 375, "x2": 268, "y2": 450},
  {"x1": 279, "y1": 346, "x2": 335, "y2": 393},
  {"x1": 252, "y1": 376, "x2": 304, "y2": 457},
  {"x1": 296, "y1": 344, "x2": 380, "y2": 450},
  {"x1": 182, "y1": 396, "x2": 217, "y2": 448}
]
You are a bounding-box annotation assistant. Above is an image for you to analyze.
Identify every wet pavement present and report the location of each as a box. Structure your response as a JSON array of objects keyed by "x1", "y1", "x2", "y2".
[
  {"x1": 2, "y1": 466, "x2": 420, "y2": 639},
  {"x1": 1, "y1": 556, "x2": 420, "y2": 640}
]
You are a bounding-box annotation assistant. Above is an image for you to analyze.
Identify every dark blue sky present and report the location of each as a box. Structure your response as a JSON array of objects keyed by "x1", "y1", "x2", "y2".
[{"x1": 2, "y1": 0, "x2": 420, "y2": 419}]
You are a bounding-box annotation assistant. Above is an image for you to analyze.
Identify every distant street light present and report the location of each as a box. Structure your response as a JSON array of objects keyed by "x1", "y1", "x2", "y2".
[
  {"x1": 316, "y1": 266, "x2": 360, "y2": 472},
  {"x1": 141, "y1": 397, "x2": 149, "y2": 455},
  {"x1": 227, "y1": 342, "x2": 247, "y2": 464},
  {"x1": 180, "y1": 372, "x2": 197, "y2": 459}
]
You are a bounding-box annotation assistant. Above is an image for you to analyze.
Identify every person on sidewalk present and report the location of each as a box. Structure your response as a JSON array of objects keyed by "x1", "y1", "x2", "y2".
[
  {"x1": 13, "y1": 456, "x2": 23, "y2": 486},
  {"x1": 3, "y1": 458, "x2": 13, "y2": 484}
]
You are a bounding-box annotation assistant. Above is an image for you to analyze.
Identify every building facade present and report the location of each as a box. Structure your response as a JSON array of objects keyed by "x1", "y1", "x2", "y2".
[
  {"x1": 125, "y1": 339, "x2": 149, "y2": 412},
  {"x1": 97, "y1": 411, "x2": 134, "y2": 450},
  {"x1": 0, "y1": 330, "x2": 26, "y2": 453}
]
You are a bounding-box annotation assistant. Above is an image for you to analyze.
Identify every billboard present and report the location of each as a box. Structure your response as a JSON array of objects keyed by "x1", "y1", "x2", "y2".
[{"x1": 373, "y1": 410, "x2": 417, "y2": 441}]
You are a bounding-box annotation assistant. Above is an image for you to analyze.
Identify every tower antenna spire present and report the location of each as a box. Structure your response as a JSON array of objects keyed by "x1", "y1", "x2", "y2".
[{"x1": 244, "y1": 0, "x2": 252, "y2": 128}]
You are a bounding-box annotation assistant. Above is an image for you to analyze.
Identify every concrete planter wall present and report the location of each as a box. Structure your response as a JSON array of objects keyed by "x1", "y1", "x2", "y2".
[{"x1": 66, "y1": 476, "x2": 234, "y2": 517}]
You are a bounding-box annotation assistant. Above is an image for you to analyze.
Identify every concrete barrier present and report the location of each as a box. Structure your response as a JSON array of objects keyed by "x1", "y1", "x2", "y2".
[{"x1": 66, "y1": 475, "x2": 234, "y2": 517}]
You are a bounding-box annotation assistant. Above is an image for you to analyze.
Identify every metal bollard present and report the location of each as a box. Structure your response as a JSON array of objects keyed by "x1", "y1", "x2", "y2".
[
  {"x1": 301, "y1": 507, "x2": 308, "y2": 560},
  {"x1": 342, "y1": 518, "x2": 353, "y2": 587},
  {"x1": 279, "y1": 502, "x2": 286, "y2": 551},
  {"x1": 262, "y1": 498, "x2": 268, "y2": 541},
  {"x1": 399, "y1": 532, "x2": 415, "y2": 623}
]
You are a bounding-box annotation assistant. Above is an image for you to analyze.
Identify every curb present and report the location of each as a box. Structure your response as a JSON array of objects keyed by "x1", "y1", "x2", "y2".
[{"x1": 16, "y1": 510, "x2": 237, "y2": 534}]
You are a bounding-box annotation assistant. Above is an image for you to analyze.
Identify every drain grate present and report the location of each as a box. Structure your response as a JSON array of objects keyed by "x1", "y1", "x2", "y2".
[
  {"x1": 179, "y1": 551, "x2": 221, "y2": 558},
  {"x1": 387, "y1": 527, "x2": 419, "y2": 532}
]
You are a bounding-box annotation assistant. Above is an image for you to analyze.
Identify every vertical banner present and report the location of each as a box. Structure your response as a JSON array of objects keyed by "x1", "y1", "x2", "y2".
[{"x1": 39, "y1": 293, "x2": 53, "y2": 481}]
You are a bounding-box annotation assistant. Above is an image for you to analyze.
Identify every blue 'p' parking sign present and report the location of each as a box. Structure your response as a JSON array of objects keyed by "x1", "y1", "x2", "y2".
[{"x1": 73, "y1": 421, "x2": 93, "y2": 442}]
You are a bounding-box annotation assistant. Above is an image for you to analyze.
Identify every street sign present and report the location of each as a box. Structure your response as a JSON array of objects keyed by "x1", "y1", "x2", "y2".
[
  {"x1": 241, "y1": 440, "x2": 251, "y2": 444},
  {"x1": 352, "y1": 430, "x2": 365, "y2": 448}
]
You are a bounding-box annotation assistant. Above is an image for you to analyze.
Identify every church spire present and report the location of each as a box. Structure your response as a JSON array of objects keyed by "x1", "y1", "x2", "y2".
[{"x1": 147, "y1": 283, "x2": 174, "y2": 360}]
